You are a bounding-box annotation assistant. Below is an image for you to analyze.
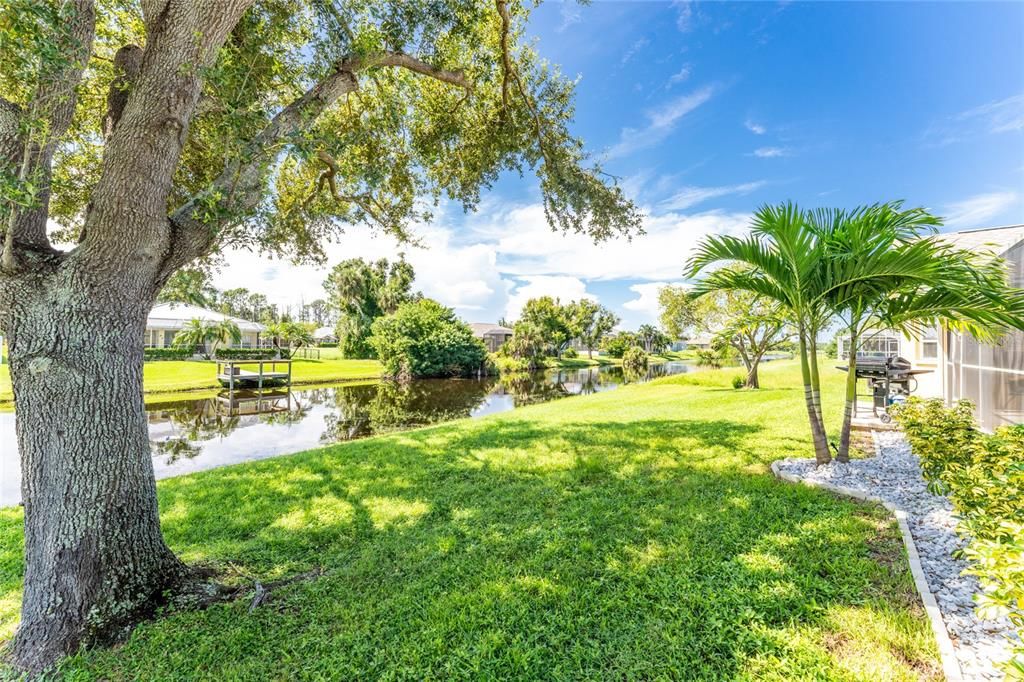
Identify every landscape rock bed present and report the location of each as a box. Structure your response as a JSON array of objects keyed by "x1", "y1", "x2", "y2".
[{"x1": 774, "y1": 430, "x2": 1018, "y2": 681}]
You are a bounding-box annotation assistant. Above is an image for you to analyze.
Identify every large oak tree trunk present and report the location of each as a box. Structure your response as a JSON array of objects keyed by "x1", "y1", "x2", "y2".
[{"x1": 6, "y1": 269, "x2": 184, "y2": 672}]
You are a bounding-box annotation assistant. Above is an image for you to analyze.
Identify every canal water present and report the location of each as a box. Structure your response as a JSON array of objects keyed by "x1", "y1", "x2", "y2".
[{"x1": 0, "y1": 362, "x2": 700, "y2": 506}]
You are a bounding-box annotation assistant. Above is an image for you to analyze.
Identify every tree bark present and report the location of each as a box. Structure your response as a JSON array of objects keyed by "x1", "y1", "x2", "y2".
[
  {"x1": 745, "y1": 351, "x2": 763, "y2": 389},
  {"x1": 5, "y1": 266, "x2": 184, "y2": 673},
  {"x1": 837, "y1": 331, "x2": 858, "y2": 463},
  {"x1": 798, "y1": 329, "x2": 831, "y2": 464}
]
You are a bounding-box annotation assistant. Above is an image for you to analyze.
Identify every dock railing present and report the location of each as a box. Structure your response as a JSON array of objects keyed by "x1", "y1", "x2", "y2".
[{"x1": 216, "y1": 358, "x2": 293, "y2": 391}]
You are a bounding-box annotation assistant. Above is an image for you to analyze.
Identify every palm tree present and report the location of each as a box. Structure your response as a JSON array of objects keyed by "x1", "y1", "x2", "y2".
[
  {"x1": 172, "y1": 318, "x2": 241, "y2": 360},
  {"x1": 689, "y1": 203, "x2": 834, "y2": 464},
  {"x1": 690, "y1": 201, "x2": 1024, "y2": 466}
]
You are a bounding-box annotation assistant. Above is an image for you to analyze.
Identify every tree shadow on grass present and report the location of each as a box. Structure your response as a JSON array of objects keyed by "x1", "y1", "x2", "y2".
[{"x1": 6, "y1": 415, "x2": 937, "y2": 679}]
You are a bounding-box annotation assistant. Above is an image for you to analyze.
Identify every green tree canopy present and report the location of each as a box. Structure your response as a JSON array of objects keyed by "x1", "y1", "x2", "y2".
[
  {"x1": 157, "y1": 267, "x2": 218, "y2": 307},
  {"x1": 324, "y1": 255, "x2": 417, "y2": 358},
  {"x1": 370, "y1": 298, "x2": 487, "y2": 379}
]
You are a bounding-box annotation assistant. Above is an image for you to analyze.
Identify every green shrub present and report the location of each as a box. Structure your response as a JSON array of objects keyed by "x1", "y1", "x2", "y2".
[
  {"x1": 318, "y1": 342, "x2": 338, "y2": 348},
  {"x1": 731, "y1": 375, "x2": 745, "y2": 389},
  {"x1": 695, "y1": 349, "x2": 723, "y2": 368},
  {"x1": 370, "y1": 299, "x2": 488, "y2": 379},
  {"x1": 493, "y1": 355, "x2": 535, "y2": 374},
  {"x1": 621, "y1": 346, "x2": 648, "y2": 371},
  {"x1": 892, "y1": 398, "x2": 1024, "y2": 675},
  {"x1": 562, "y1": 347, "x2": 578, "y2": 359},
  {"x1": 214, "y1": 348, "x2": 277, "y2": 360},
  {"x1": 144, "y1": 347, "x2": 191, "y2": 361},
  {"x1": 602, "y1": 332, "x2": 639, "y2": 358}
]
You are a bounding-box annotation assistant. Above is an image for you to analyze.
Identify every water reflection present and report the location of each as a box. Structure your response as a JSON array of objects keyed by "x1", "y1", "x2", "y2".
[{"x1": 0, "y1": 362, "x2": 698, "y2": 506}]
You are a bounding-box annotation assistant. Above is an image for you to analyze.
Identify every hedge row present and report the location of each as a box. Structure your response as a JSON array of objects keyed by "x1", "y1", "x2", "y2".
[
  {"x1": 214, "y1": 348, "x2": 278, "y2": 360},
  {"x1": 143, "y1": 347, "x2": 191, "y2": 361},
  {"x1": 892, "y1": 398, "x2": 1024, "y2": 676}
]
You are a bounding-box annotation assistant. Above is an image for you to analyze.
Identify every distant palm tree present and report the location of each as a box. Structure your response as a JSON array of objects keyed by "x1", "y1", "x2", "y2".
[{"x1": 173, "y1": 318, "x2": 241, "y2": 360}]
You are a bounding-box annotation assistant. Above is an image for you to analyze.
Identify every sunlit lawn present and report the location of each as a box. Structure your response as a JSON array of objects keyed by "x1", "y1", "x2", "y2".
[
  {"x1": 0, "y1": 357, "x2": 381, "y2": 404},
  {"x1": 0, "y1": 360, "x2": 940, "y2": 679}
]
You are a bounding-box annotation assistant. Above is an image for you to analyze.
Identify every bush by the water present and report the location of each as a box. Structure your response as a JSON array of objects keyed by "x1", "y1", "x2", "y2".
[
  {"x1": 143, "y1": 347, "x2": 191, "y2": 361},
  {"x1": 892, "y1": 398, "x2": 1024, "y2": 675},
  {"x1": 370, "y1": 299, "x2": 488, "y2": 379},
  {"x1": 602, "y1": 332, "x2": 639, "y2": 358},
  {"x1": 562, "y1": 347, "x2": 578, "y2": 359},
  {"x1": 214, "y1": 348, "x2": 277, "y2": 360},
  {"x1": 621, "y1": 346, "x2": 648, "y2": 371}
]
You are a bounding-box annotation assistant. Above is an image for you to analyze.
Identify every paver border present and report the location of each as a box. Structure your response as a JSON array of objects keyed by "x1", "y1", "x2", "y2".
[{"x1": 769, "y1": 433, "x2": 963, "y2": 682}]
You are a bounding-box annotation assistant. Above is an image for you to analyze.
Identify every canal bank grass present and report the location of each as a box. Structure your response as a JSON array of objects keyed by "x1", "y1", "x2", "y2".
[
  {"x1": 0, "y1": 360, "x2": 940, "y2": 680},
  {"x1": 0, "y1": 358, "x2": 382, "y2": 405}
]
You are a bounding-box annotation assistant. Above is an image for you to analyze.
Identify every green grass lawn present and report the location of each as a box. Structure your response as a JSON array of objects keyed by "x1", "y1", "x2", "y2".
[
  {"x1": 0, "y1": 361, "x2": 940, "y2": 679},
  {"x1": 0, "y1": 357, "x2": 381, "y2": 404}
]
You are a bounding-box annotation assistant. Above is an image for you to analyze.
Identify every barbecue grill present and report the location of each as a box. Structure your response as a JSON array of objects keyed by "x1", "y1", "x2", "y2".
[{"x1": 837, "y1": 355, "x2": 932, "y2": 423}]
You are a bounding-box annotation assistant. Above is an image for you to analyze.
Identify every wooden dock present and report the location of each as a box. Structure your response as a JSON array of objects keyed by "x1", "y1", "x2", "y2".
[{"x1": 216, "y1": 359, "x2": 293, "y2": 391}]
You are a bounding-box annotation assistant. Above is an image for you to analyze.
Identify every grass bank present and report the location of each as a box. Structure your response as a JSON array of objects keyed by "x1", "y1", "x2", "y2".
[
  {"x1": 0, "y1": 361, "x2": 939, "y2": 679},
  {"x1": 0, "y1": 357, "x2": 381, "y2": 405}
]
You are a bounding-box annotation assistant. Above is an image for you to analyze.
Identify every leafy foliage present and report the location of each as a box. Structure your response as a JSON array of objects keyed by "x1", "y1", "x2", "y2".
[
  {"x1": 621, "y1": 346, "x2": 648, "y2": 371},
  {"x1": 266, "y1": 321, "x2": 315, "y2": 358},
  {"x1": 601, "y1": 331, "x2": 640, "y2": 359},
  {"x1": 172, "y1": 319, "x2": 242, "y2": 361},
  {"x1": 157, "y1": 268, "x2": 219, "y2": 307},
  {"x1": 325, "y1": 257, "x2": 417, "y2": 359},
  {"x1": 518, "y1": 296, "x2": 578, "y2": 358},
  {"x1": 574, "y1": 300, "x2": 618, "y2": 358},
  {"x1": 142, "y1": 347, "x2": 191, "y2": 362},
  {"x1": 635, "y1": 324, "x2": 670, "y2": 353},
  {"x1": 370, "y1": 299, "x2": 487, "y2": 379},
  {"x1": 213, "y1": 348, "x2": 277, "y2": 360},
  {"x1": 892, "y1": 398, "x2": 1024, "y2": 675}
]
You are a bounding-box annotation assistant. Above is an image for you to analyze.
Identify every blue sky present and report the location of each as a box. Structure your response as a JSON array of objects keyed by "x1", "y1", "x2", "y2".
[{"x1": 217, "y1": 0, "x2": 1024, "y2": 329}]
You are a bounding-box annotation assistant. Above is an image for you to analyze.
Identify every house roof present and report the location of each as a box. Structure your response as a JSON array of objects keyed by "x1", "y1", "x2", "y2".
[
  {"x1": 469, "y1": 322, "x2": 514, "y2": 337},
  {"x1": 147, "y1": 303, "x2": 266, "y2": 333},
  {"x1": 313, "y1": 326, "x2": 336, "y2": 340},
  {"x1": 938, "y1": 224, "x2": 1024, "y2": 256},
  {"x1": 685, "y1": 333, "x2": 717, "y2": 346}
]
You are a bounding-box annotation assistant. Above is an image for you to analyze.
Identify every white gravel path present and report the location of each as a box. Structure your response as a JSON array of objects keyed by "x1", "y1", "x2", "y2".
[{"x1": 774, "y1": 430, "x2": 1019, "y2": 681}]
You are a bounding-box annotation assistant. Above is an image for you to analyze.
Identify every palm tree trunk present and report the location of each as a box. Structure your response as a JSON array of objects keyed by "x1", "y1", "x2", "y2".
[
  {"x1": 799, "y1": 329, "x2": 831, "y2": 464},
  {"x1": 837, "y1": 331, "x2": 858, "y2": 463}
]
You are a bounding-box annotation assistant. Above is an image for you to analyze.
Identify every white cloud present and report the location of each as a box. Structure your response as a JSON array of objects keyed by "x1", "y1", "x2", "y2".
[
  {"x1": 504, "y1": 276, "x2": 595, "y2": 321},
  {"x1": 667, "y1": 64, "x2": 692, "y2": 87},
  {"x1": 557, "y1": 1, "x2": 582, "y2": 32},
  {"x1": 659, "y1": 181, "x2": 767, "y2": 211},
  {"x1": 607, "y1": 86, "x2": 715, "y2": 158},
  {"x1": 923, "y1": 92, "x2": 1024, "y2": 147},
  {"x1": 211, "y1": 199, "x2": 755, "y2": 327},
  {"x1": 744, "y1": 119, "x2": 766, "y2": 135},
  {"x1": 751, "y1": 146, "x2": 789, "y2": 158},
  {"x1": 673, "y1": 0, "x2": 694, "y2": 32},
  {"x1": 942, "y1": 191, "x2": 1019, "y2": 228},
  {"x1": 470, "y1": 203, "x2": 751, "y2": 282},
  {"x1": 213, "y1": 224, "x2": 509, "y2": 322},
  {"x1": 622, "y1": 281, "x2": 674, "y2": 321},
  {"x1": 956, "y1": 93, "x2": 1024, "y2": 134},
  {"x1": 620, "y1": 38, "x2": 650, "y2": 65}
]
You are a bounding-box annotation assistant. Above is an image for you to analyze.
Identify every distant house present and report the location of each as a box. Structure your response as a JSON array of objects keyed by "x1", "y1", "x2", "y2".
[
  {"x1": 469, "y1": 322, "x2": 514, "y2": 352},
  {"x1": 838, "y1": 224, "x2": 1024, "y2": 430},
  {"x1": 145, "y1": 303, "x2": 267, "y2": 349},
  {"x1": 683, "y1": 333, "x2": 717, "y2": 350},
  {"x1": 313, "y1": 326, "x2": 337, "y2": 344}
]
